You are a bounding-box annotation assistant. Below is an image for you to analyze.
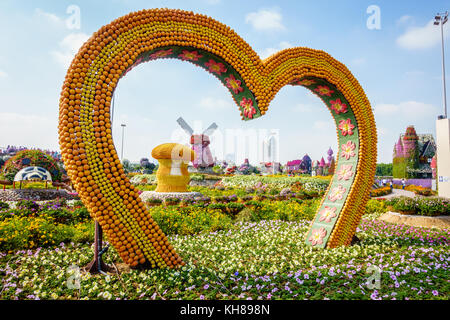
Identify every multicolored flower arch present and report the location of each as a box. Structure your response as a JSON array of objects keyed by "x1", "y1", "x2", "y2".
[{"x1": 59, "y1": 8, "x2": 377, "y2": 269}]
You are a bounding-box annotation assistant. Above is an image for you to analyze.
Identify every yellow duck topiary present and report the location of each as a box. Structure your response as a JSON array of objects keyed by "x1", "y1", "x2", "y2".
[{"x1": 152, "y1": 143, "x2": 196, "y2": 193}]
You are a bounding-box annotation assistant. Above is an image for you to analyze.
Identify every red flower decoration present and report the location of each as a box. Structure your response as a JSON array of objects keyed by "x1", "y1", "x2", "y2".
[
  {"x1": 240, "y1": 97, "x2": 256, "y2": 119},
  {"x1": 315, "y1": 85, "x2": 334, "y2": 97},
  {"x1": 338, "y1": 119, "x2": 355, "y2": 136},
  {"x1": 225, "y1": 74, "x2": 244, "y2": 94},
  {"x1": 178, "y1": 50, "x2": 203, "y2": 61},
  {"x1": 205, "y1": 59, "x2": 227, "y2": 75},
  {"x1": 330, "y1": 98, "x2": 348, "y2": 114},
  {"x1": 150, "y1": 49, "x2": 173, "y2": 59}
]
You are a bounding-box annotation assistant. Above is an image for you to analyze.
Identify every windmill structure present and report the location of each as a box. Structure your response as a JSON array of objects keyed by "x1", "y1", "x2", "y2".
[{"x1": 177, "y1": 117, "x2": 218, "y2": 170}]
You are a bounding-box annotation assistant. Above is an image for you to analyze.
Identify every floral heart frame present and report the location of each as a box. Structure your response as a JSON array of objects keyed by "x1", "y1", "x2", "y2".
[{"x1": 59, "y1": 8, "x2": 377, "y2": 269}]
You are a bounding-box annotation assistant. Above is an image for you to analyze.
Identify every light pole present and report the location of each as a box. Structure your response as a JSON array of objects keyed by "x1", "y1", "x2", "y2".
[
  {"x1": 121, "y1": 124, "x2": 126, "y2": 161},
  {"x1": 434, "y1": 12, "x2": 449, "y2": 119}
]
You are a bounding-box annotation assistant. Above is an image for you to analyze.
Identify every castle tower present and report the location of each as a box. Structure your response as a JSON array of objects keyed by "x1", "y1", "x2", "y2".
[
  {"x1": 395, "y1": 136, "x2": 404, "y2": 157},
  {"x1": 403, "y1": 126, "x2": 419, "y2": 157},
  {"x1": 327, "y1": 147, "x2": 334, "y2": 166}
]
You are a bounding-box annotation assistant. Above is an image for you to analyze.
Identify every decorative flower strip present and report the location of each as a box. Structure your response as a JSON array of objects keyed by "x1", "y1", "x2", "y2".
[
  {"x1": 117, "y1": 46, "x2": 261, "y2": 121},
  {"x1": 59, "y1": 9, "x2": 377, "y2": 268},
  {"x1": 292, "y1": 77, "x2": 367, "y2": 248}
]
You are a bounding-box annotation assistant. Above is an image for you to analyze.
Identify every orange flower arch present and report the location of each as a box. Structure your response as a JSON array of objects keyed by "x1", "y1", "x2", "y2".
[{"x1": 59, "y1": 8, "x2": 377, "y2": 269}]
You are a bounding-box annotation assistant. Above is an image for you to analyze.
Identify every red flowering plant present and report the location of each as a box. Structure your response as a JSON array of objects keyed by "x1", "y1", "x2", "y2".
[
  {"x1": 225, "y1": 74, "x2": 244, "y2": 94},
  {"x1": 205, "y1": 59, "x2": 227, "y2": 75},
  {"x1": 240, "y1": 97, "x2": 256, "y2": 119}
]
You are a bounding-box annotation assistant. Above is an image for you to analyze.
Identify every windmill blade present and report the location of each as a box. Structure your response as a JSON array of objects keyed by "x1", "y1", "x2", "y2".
[
  {"x1": 177, "y1": 117, "x2": 194, "y2": 136},
  {"x1": 203, "y1": 122, "x2": 218, "y2": 136}
]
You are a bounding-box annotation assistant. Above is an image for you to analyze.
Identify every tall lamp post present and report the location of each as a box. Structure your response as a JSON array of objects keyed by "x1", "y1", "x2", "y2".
[
  {"x1": 435, "y1": 12, "x2": 450, "y2": 199},
  {"x1": 434, "y1": 12, "x2": 449, "y2": 119},
  {"x1": 121, "y1": 124, "x2": 126, "y2": 161}
]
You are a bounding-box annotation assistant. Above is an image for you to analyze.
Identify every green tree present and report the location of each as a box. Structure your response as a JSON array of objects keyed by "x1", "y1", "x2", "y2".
[
  {"x1": 122, "y1": 159, "x2": 132, "y2": 173},
  {"x1": 376, "y1": 163, "x2": 393, "y2": 176}
]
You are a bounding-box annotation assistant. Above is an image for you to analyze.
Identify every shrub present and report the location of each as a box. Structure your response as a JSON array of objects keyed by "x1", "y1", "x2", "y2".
[
  {"x1": 385, "y1": 196, "x2": 449, "y2": 216},
  {"x1": 246, "y1": 199, "x2": 320, "y2": 222},
  {"x1": 0, "y1": 201, "x2": 9, "y2": 210},
  {"x1": 16, "y1": 200, "x2": 40, "y2": 212},
  {"x1": 370, "y1": 186, "x2": 392, "y2": 197},
  {"x1": 238, "y1": 195, "x2": 253, "y2": 203},
  {"x1": 0, "y1": 216, "x2": 93, "y2": 251},
  {"x1": 406, "y1": 185, "x2": 433, "y2": 196},
  {"x1": 149, "y1": 206, "x2": 233, "y2": 235},
  {"x1": 164, "y1": 198, "x2": 181, "y2": 205},
  {"x1": 147, "y1": 198, "x2": 163, "y2": 206},
  {"x1": 365, "y1": 199, "x2": 387, "y2": 214}
]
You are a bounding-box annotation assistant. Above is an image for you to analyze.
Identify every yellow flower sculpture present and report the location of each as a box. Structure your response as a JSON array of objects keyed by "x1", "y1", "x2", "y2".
[{"x1": 152, "y1": 143, "x2": 195, "y2": 193}]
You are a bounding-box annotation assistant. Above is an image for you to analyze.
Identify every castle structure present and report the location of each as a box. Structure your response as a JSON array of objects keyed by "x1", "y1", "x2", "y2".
[
  {"x1": 393, "y1": 126, "x2": 436, "y2": 179},
  {"x1": 285, "y1": 149, "x2": 334, "y2": 176}
]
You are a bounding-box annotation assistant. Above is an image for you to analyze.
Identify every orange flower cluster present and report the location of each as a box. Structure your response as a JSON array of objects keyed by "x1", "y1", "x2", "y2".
[{"x1": 59, "y1": 8, "x2": 377, "y2": 267}]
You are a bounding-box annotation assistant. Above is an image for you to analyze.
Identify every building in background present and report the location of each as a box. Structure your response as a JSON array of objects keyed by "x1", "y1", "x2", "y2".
[{"x1": 393, "y1": 126, "x2": 436, "y2": 179}]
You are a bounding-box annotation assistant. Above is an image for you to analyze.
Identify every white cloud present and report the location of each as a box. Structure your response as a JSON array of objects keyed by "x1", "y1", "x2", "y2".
[
  {"x1": 245, "y1": 8, "x2": 286, "y2": 32},
  {"x1": 0, "y1": 113, "x2": 59, "y2": 150},
  {"x1": 35, "y1": 8, "x2": 63, "y2": 25},
  {"x1": 396, "y1": 15, "x2": 414, "y2": 26},
  {"x1": 198, "y1": 97, "x2": 233, "y2": 110},
  {"x1": 51, "y1": 33, "x2": 90, "y2": 68},
  {"x1": 260, "y1": 41, "x2": 292, "y2": 59},
  {"x1": 374, "y1": 101, "x2": 437, "y2": 118},
  {"x1": 397, "y1": 19, "x2": 449, "y2": 50},
  {"x1": 0, "y1": 70, "x2": 7, "y2": 78}
]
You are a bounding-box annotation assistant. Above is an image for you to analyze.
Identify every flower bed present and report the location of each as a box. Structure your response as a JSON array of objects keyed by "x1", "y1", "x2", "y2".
[
  {"x1": 220, "y1": 176, "x2": 330, "y2": 192},
  {"x1": 370, "y1": 186, "x2": 392, "y2": 197},
  {"x1": 405, "y1": 185, "x2": 434, "y2": 196},
  {"x1": 0, "y1": 217, "x2": 448, "y2": 300},
  {"x1": 386, "y1": 197, "x2": 449, "y2": 216}
]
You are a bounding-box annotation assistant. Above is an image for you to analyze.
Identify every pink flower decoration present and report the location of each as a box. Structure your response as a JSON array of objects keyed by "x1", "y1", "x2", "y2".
[
  {"x1": 178, "y1": 50, "x2": 203, "y2": 61},
  {"x1": 315, "y1": 85, "x2": 334, "y2": 97},
  {"x1": 205, "y1": 59, "x2": 227, "y2": 75},
  {"x1": 330, "y1": 98, "x2": 348, "y2": 114},
  {"x1": 150, "y1": 49, "x2": 173, "y2": 59},
  {"x1": 337, "y1": 164, "x2": 353, "y2": 181},
  {"x1": 225, "y1": 74, "x2": 244, "y2": 94},
  {"x1": 329, "y1": 185, "x2": 347, "y2": 202},
  {"x1": 319, "y1": 206, "x2": 337, "y2": 223},
  {"x1": 240, "y1": 97, "x2": 256, "y2": 119},
  {"x1": 341, "y1": 141, "x2": 356, "y2": 160},
  {"x1": 309, "y1": 227, "x2": 327, "y2": 246},
  {"x1": 338, "y1": 119, "x2": 355, "y2": 136}
]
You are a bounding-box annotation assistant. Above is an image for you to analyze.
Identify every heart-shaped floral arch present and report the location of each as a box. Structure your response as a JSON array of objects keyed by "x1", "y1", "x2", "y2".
[{"x1": 59, "y1": 8, "x2": 377, "y2": 269}]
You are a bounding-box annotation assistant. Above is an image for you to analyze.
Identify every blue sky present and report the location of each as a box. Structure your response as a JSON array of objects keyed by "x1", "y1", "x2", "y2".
[{"x1": 0, "y1": 0, "x2": 449, "y2": 165}]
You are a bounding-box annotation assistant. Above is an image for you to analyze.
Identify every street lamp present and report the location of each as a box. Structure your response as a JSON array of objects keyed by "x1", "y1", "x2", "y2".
[
  {"x1": 434, "y1": 12, "x2": 449, "y2": 119},
  {"x1": 121, "y1": 124, "x2": 126, "y2": 161}
]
